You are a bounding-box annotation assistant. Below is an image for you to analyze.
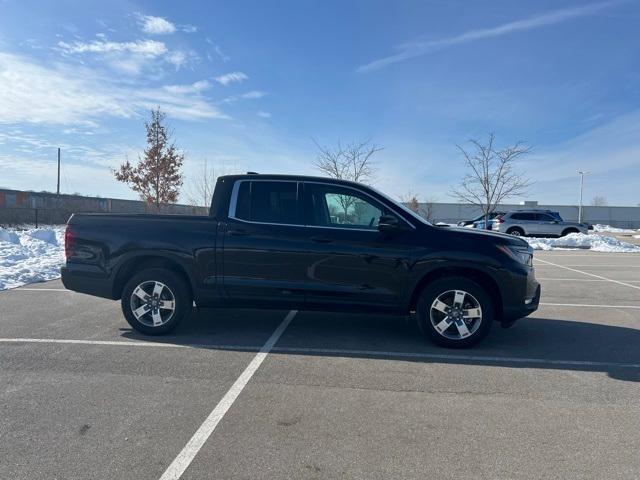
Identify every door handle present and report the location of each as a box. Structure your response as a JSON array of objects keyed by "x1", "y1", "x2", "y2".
[
  {"x1": 228, "y1": 228, "x2": 249, "y2": 236},
  {"x1": 310, "y1": 236, "x2": 332, "y2": 243}
]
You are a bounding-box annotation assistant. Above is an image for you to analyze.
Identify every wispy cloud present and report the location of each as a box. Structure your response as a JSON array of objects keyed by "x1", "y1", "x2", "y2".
[
  {"x1": 221, "y1": 90, "x2": 267, "y2": 104},
  {"x1": 214, "y1": 71, "x2": 249, "y2": 86},
  {"x1": 206, "y1": 38, "x2": 230, "y2": 63},
  {"x1": 0, "y1": 52, "x2": 227, "y2": 125},
  {"x1": 358, "y1": 0, "x2": 623, "y2": 72},
  {"x1": 57, "y1": 38, "x2": 195, "y2": 74},
  {"x1": 58, "y1": 39, "x2": 167, "y2": 56},
  {"x1": 182, "y1": 24, "x2": 198, "y2": 34},
  {"x1": 138, "y1": 14, "x2": 176, "y2": 35},
  {"x1": 257, "y1": 111, "x2": 271, "y2": 118}
]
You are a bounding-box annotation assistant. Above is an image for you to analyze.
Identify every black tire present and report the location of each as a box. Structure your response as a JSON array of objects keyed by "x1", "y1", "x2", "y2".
[
  {"x1": 416, "y1": 277, "x2": 494, "y2": 348},
  {"x1": 121, "y1": 268, "x2": 192, "y2": 335},
  {"x1": 561, "y1": 228, "x2": 579, "y2": 236},
  {"x1": 506, "y1": 227, "x2": 524, "y2": 237}
]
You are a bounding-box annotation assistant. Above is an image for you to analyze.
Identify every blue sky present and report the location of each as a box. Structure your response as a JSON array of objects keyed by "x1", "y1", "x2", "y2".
[{"x1": 0, "y1": 0, "x2": 639, "y2": 205}]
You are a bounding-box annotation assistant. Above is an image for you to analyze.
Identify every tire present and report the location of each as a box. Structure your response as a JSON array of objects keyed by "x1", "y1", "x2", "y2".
[
  {"x1": 561, "y1": 228, "x2": 579, "y2": 236},
  {"x1": 416, "y1": 277, "x2": 494, "y2": 348},
  {"x1": 121, "y1": 268, "x2": 192, "y2": 335},
  {"x1": 506, "y1": 227, "x2": 524, "y2": 237}
]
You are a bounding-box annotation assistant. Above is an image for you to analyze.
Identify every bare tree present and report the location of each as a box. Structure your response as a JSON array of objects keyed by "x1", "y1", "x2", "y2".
[
  {"x1": 400, "y1": 191, "x2": 438, "y2": 222},
  {"x1": 313, "y1": 139, "x2": 382, "y2": 222},
  {"x1": 452, "y1": 133, "x2": 531, "y2": 229},
  {"x1": 313, "y1": 139, "x2": 382, "y2": 184},
  {"x1": 184, "y1": 159, "x2": 218, "y2": 207},
  {"x1": 591, "y1": 195, "x2": 608, "y2": 206},
  {"x1": 114, "y1": 107, "x2": 184, "y2": 212}
]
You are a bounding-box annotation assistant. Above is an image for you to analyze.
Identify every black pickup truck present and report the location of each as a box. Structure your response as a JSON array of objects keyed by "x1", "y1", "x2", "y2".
[{"x1": 62, "y1": 173, "x2": 540, "y2": 347}]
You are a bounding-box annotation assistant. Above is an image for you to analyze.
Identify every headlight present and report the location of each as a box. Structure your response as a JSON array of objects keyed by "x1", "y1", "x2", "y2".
[{"x1": 497, "y1": 245, "x2": 533, "y2": 266}]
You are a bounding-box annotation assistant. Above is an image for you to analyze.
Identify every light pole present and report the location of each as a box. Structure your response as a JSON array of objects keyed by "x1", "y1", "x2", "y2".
[{"x1": 578, "y1": 170, "x2": 590, "y2": 224}]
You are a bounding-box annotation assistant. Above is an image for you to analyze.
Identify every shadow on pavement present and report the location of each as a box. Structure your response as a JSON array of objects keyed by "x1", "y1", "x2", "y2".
[{"x1": 119, "y1": 308, "x2": 640, "y2": 383}]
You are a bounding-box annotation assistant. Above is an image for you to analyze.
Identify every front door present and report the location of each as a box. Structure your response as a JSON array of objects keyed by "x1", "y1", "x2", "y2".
[
  {"x1": 221, "y1": 179, "x2": 307, "y2": 308},
  {"x1": 300, "y1": 182, "x2": 413, "y2": 311}
]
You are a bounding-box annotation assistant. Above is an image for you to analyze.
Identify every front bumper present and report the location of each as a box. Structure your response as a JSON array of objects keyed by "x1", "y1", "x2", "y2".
[{"x1": 501, "y1": 265, "x2": 541, "y2": 324}]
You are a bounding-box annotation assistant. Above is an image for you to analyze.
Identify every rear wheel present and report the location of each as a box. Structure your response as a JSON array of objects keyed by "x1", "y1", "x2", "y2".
[
  {"x1": 121, "y1": 268, "x2": 192, "y2": 335},
  {"x1": 506, "y1": 227, "x2": 524, "y2": 237},
  {"x1": 561, "y1": 228, "x2": 579, "y2": 236},
  {"x1": 417, "y1": 277, "x2": 494, "y2": 348}
]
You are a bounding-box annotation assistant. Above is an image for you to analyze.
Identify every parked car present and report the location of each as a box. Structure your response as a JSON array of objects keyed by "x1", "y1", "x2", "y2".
[
  {"x1": 61, "y1": 174, "x2": 540, "y2": 348},
  {"x1": 492, "y1": 210, "x2": 588, "y2": 237},
  {"x1": 457, "y1": 211, "x2": 505, "y2": 227}
]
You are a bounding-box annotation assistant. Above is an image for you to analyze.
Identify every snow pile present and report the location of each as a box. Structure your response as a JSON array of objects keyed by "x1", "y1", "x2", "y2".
[
  {"x1": 0, "y1": 226, "x2": 66, "y2": 290},
  {"x1": 526, "y1": 232, "x2": 640, "y2": 253},
  {"x1": 592, "y1": 224, "x2": 638, "y2": 234},
  {"x1": 0, "y1": 227, "x2": 20, "y2": 244}
]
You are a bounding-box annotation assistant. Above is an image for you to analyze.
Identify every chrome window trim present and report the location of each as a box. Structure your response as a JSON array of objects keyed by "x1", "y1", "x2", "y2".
[{"x1": 227, "y1": 179, "x2": 415, "y2": 231}]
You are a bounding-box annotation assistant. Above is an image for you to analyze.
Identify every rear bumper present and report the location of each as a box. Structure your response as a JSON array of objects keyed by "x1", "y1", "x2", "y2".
[{"x1": 61, "y1": 263, "x2": 115, "y2": 299}]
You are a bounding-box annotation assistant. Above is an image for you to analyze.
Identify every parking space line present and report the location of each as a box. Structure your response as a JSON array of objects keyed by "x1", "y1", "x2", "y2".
[
  {"x1": 535, "y1": 264, "x2": 640, "y2": 268},
  {"x1": 4, "y1": 288, "x2": 70, "y2": 292},
  {"x1": 269, "y1": 346, "x2": 640, "y2": 369},
  {"x1": 536, "y1": 278, "x2": 640, "y2": 283},
  {"x1": 535, "y1": 258, "x2": 640, "y2": 291},
  {"x1": 158, "y1": 309, "x2": 297, "y2": 480},
  {"x1": 540, "y1": 302, "x2": 640, "y2": 309}
]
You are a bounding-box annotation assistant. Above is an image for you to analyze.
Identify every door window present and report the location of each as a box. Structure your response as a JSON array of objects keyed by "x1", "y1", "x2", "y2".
[
  {"x1": 232, "y1": 181, "x2": 299, "y2": 224},
  {"x1": 305, "y1": 184, "x2": 388, "y2": 230}
]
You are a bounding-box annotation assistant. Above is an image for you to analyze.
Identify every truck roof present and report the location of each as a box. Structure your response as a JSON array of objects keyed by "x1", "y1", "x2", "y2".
[{"x1": 218, "y1": 173, "x2": 367, "y2": 188}]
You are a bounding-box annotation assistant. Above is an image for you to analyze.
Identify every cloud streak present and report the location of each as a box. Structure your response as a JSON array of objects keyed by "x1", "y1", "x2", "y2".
[
  {"x1": 358, "y1": 0, "x2": 623, "y2": 72},
  {"x1": 0, "y1": 52, "x2": 227, "y2": 125},
  {"x1": 215, "y1": 71, "x2": 249, "y2": 86}
]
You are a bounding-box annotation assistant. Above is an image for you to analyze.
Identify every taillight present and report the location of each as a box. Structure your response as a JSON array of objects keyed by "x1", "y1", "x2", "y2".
[{"x1": 64, "y1": 225, "x2": 74, "y2": 258}]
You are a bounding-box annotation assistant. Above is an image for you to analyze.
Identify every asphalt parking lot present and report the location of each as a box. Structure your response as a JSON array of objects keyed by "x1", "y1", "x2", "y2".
[{"x1": 2, "y1": 250, "x2": 640, "y2": 479}]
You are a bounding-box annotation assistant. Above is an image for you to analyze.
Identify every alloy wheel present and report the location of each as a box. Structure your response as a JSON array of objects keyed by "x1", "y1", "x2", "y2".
[
  {"x1": 430, "y1": 290, "x2": 482, "y2": 340},
  {"x1": 129, "y1": 281, "x2": 176, "y2": 327}
]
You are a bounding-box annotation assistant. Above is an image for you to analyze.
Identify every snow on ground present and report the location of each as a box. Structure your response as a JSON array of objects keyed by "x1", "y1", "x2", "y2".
[
  {"x1": 526, "y1": 232, "x2": 640, "y2": 253},
  {"x1": 0, "y1": 226, "x2": 65, "y2": 290},
  {"x1": 592, "y1": 224, "x2": 639, "y2": 234}
]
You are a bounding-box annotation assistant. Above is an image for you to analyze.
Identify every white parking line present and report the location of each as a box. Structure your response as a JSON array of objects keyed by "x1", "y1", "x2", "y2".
[
  {"x1": 537, "y1": 278, "x2": 640, "y2": 283},
  {"x1": 535, "y1": 264, "x2": 640, "y2": 268},
  {"x1": 158, "y1": 309, "x2": 297, "y2": 480},
  {"x1": 271, "y1": 347, "x2": 640, "y2": 369},
  {"x1": 4, "y1": 288, "x2": 70, "y2": 292},
  {"x1": 535, "y1": 258, "x2": 640, "y2": 291},
  {"x1": 3, "y1": 334, "x2": 640, "y2": 370},
  {"x1": 540, "y1": 302, "x2": 640, "y2": 309}
]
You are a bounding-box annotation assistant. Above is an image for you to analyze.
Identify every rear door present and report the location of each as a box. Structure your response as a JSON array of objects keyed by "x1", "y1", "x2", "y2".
[
  {"x1": 535, "y1": 213, "x2": 559, "y2": 236},
  {"x1": 300, "y1": 182, "x2": 414, "y2": 311},
  {"x1": 221, "y1": 179, "x2": 307, "y2": 308},
  {"x1": 511, "y1": 212, "x2": 537, "y2": 234}
]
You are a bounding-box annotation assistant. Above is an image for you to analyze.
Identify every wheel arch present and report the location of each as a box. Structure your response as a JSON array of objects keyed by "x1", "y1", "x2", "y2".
[
  {"x1": 562, "y1": 227, "x2": 579, "y2": 236},
  {"x1": 112, "y1": 254, "x2": 194, "y2": 300},
  {"x1": 408, "y1": 267, "x2": 503, "y2": 320}
]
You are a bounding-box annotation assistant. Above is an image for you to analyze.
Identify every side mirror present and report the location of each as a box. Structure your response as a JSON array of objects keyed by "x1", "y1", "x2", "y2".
[{"x1": 378, "y1": 214, "x2": 407, "y2": 232}]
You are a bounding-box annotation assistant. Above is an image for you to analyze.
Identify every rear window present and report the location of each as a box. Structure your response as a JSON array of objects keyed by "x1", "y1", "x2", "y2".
[{"x1": 233, "y1": 181, "x2": 298, "y2": 224}]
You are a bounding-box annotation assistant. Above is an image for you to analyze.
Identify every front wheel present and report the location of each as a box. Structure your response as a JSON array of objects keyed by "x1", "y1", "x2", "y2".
[
  {"x1": 121, "y1": 268, "x2": 192, "y2": 335},
  {"x1": 416, "y1": 277, "x2": 494, "y2": 348}
]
